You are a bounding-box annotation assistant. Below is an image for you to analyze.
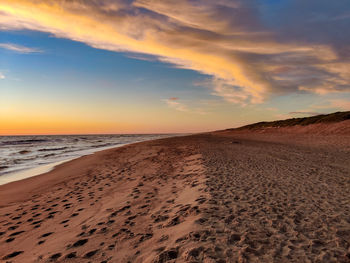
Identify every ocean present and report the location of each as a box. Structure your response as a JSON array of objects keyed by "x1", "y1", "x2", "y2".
[{"x1": 0, "y1": 134, "x2": 175, "y2": 184}]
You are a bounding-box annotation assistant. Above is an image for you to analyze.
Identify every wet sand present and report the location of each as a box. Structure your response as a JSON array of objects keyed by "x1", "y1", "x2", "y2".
[{"x1": 0, "y1": 125, "x2": 349, "y2": 262}]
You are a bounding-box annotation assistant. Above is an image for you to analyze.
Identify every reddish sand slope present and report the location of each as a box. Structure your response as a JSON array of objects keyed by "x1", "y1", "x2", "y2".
[{"x1": 0, "y1": 127, "x2": 349, "y2": 262}]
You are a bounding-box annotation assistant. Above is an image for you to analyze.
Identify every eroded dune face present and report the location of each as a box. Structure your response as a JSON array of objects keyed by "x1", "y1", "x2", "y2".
[{"x1": 0, "y1": 132, "x2": 349, "y2": 262}]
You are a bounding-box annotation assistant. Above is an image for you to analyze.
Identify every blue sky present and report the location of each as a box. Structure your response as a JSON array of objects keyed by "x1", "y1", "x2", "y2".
[{"x1": 0, "y1": 0, "x2": 349, "y2": 134}]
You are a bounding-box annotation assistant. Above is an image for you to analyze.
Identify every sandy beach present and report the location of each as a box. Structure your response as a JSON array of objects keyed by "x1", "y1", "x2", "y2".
[
  {"x1": 2, "y1": 0, "x2": 350, "y2": 261},
  {"x1": 1, "y1": 122, "x2": 350, "y2": 262}
]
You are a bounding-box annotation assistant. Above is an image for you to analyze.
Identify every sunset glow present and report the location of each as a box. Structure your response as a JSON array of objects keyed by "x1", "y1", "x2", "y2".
[{"x1": 1, "y1": 0, "x2": 350, "y2": 135}]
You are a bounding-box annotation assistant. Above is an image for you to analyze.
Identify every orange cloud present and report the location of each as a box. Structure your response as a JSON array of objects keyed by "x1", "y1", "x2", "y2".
[{"x1": 1, "y1": 0, "x2": 349, "y2": 104}]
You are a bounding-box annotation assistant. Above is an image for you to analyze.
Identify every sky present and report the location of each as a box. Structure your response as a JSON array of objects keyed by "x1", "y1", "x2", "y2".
[{"x1": 0, "y1": 0, "x2": 350, "y2": 135}]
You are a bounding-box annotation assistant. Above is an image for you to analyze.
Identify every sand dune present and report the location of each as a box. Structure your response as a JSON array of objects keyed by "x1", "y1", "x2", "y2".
[{"x1": 0, "y1": 128, "x2": 350, "y2": 262}]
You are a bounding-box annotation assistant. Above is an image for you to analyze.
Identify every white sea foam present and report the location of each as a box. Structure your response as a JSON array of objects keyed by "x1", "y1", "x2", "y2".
[{"x1": 0, "y1": 134, "x2": 175, "y2": 185}]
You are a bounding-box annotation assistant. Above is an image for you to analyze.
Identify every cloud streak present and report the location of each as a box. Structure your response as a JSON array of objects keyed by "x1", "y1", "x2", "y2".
[
  {"x1": 0, "y1": 72, "x2": 5, "y2": 79},
  {"x1": 328, "y1": 100, "x2": 350, "y2": 111},
  {"x1": 0, "y1": 43, "x2": 41, "y2": 53},
  {"x1": 163, "y1": 98, "x2": 207, "y2": 115},
  {"x1": 164, "y1": 98, "x2": 188, "y2": 112},
  {"x1": 289, "y1": 111, "x2": 321, "y2": 116},
  {"x1": 1, "y1": 0, "x2": 350, "y2": 104}
]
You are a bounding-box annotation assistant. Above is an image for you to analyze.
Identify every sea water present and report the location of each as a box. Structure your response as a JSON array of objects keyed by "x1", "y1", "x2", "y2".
[{"x1": 0, "y1": 134, "x2": 174, "y2": 185}]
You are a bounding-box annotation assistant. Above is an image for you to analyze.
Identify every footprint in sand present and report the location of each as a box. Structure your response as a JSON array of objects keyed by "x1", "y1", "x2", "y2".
[
  {"x1": 8, "y1": 225, "x2": 18, "y2": 231},
  {"x1": 70, "y1": 238, "x2": 88, "y2": 248},
  {"x1": 3, "y1": 251, "x2": 24, "y2": 260},
  {"x1": 49, "y1": 253, "x2": 62, "y2": 261},
  {"x1": 9, "y1": 230, "x2": 25, "y2": 237},
  {"x1": 65, "y1": 252, "x2": 77, "y2": 258},
  {"x1": 84, "y1": 249, "x2": 99, "y2": 258},
  {"x1": 41, "y1": 232, "x2": 53, "y2": 238},
  {"x1": 154, "y1": 248, "x2": 178, "y2": 263}
]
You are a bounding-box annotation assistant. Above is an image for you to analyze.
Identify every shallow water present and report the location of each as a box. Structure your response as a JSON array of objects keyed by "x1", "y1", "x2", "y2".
[{"x1": 0, "y1": 134, "x2": 175, "y2": 184}]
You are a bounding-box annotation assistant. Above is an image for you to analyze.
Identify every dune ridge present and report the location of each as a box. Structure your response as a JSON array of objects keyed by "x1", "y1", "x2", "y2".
[{"x1": 231, "y1": 111, "x2": 350, "y2": 133}]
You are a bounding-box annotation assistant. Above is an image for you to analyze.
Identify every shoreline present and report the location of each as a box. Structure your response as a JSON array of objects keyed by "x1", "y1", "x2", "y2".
[
  {"x1": 0, "y1": 134, "x2": 178, "y2": 186},
  {"x1": 0, "y1": 143, "x2": 131, "y2": 187},
  {"x1": 0, "y1": 137, "x2": 176, "y2": 205},
  {"x1": 0, "y1": 159, "x2": 73, "y2": 186},
  {"x1": 0, "y1": 132, "x2": 349, "y2": 262}
]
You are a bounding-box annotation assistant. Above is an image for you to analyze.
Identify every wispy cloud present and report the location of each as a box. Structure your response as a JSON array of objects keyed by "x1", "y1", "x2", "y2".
[
  {"x1": 163, "y1": 98, "x2": 207, "y2": 115},
  {"x1": 0, "y1": 43, "x2": 42, "y2": 53},
  {"x1": 289, "y1": 111, "x2": 321, "y2": 116},
  {"x1": 1, "y1": 0, "x2": 350, "y2": 104},
  {"x1": 328, "y1": 99, "x2": 350, "y2": 111},
  {"x1": 309, "y1": 99, "x2": 350, "y2": 111},
  {"x1": 163, "y1": 98, "x2": 188, "y2": 112},
  {"x1": 275, "y1": 111, "x2": 322, "y2": 120},
  {"x1": 124, "y1": 53, "x2": 158, "y2": 62},
  {"x1": 0, "y1": 72, "x2": 5, "y2": 79}
]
